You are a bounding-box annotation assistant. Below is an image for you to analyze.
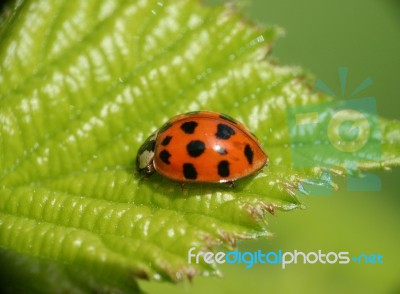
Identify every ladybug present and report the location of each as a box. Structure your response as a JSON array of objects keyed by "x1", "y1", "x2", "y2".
[{"x1": 136, "y1": 111, "x2": 268, "y2": 185}]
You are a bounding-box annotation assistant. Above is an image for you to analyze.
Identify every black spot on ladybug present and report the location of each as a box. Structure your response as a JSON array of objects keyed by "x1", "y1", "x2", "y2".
[
  {"x1": 161, "y1": 135, "x2": 172, "y2": 146},
  {"x1": 183, "y1": 163, "x2": 197, "y2": 179},
  {"x1": 187, "y1": 140, "x2": 205, "y2": 157},
  {"x1": 218, "y1": 160, "x2": 230, "y2": 177},
  {"x1": 214, "y1": 145, "x2": 228, "y2": 155},
  {"x1": 158, "y1": 122, "x2": 172, "y2": 134},
  {"x1": 180, "y1": 121, "x2": 198, "y2": 134},
  {"x1": 159, "y1": 150, "x2": 171, "y2": 164},
  {"x1": 244, "y1": 144, "x2": 254, "y2": 165},
  {"x1": 219, "y1": 113, "x2": 237, "y2": 124},
  {"x1": 216, "y1": 123, "x2": 235, "y2": 140}
]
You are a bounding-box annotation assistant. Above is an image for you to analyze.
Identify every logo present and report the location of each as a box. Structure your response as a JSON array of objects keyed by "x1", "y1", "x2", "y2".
[
  {"x1": 287, "y1": 68, "x2": 382, "y2": 195},
  {"x1": 188, "y1": 248, "x2": 383, "y2": 269}
]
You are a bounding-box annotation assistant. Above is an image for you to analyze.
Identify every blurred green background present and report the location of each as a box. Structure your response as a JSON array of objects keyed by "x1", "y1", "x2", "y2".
[{"x1": 141, "y1": 0, "x2": 400, "y2": 293}]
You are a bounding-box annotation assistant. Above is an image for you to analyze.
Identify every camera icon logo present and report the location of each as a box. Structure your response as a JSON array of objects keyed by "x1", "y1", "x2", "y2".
[
  {"x1": 287, "y1": 68, "x2": 382, "y2": 195},
  {"x1": 327, "y1": 109, "x2": 370, "y2": 153}
]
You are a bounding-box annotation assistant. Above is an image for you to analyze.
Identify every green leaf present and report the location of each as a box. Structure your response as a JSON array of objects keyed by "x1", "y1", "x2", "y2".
[{"x1": 0, "y1": 0, "x2": 399, "y2": 292}]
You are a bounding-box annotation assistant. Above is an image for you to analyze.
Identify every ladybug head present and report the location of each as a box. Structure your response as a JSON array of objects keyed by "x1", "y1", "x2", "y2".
[{"x1": 136, "y1": 132, "x2": 157, "y2": 173}]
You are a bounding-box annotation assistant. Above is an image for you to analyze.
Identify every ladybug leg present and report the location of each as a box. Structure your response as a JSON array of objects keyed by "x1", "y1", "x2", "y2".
[
  {"x1": 179, "y1": 183, "x2": 185, "y2": 190},
  {"x1": 139, "y1": 171, "x2": 153, "y2": 181},
  {"x1": 225, "y1": 181, "x2": 235, "y2": 188}
]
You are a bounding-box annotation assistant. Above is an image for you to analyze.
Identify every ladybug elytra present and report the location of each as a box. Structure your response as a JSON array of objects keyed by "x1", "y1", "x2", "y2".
[{"x1": 136, "y1": 111, "x2": 268, "y2": 185}]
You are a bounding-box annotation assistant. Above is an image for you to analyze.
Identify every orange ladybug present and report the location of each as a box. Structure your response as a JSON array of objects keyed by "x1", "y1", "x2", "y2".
[{"x1": 136, "y1": 111, "x2": 268, "y2": 185}]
